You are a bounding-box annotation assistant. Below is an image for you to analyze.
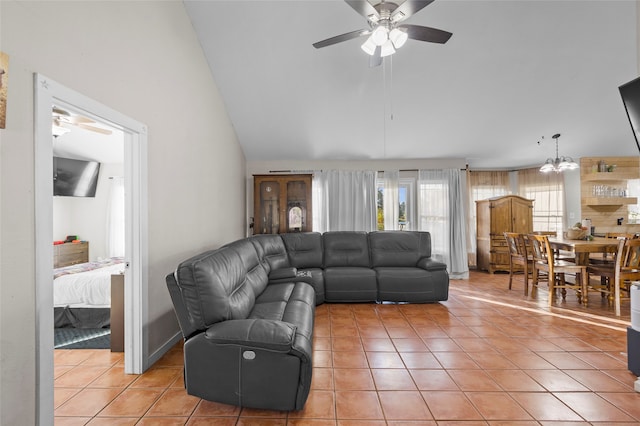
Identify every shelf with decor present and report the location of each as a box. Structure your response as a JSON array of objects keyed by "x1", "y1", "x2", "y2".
[
  {"x1": 582, "y1": 171, "x2": 640, "y2": 182},
  {"x1": 584, "y1": 197, "x2": 638, "y2": 206},
  {"x1": 581, "y1": 157, "x2": 640, "y2": 230}
]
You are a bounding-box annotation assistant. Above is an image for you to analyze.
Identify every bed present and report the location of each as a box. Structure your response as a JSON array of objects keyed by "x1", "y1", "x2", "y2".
[{"x1": 54, "y1": 257, "x2": 125, "y2": 329}]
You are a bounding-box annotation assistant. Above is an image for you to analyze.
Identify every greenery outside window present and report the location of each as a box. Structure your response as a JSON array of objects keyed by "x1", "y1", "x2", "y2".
[{"x1": 377, "y1": 178, "x2": 415, "y2": 230}]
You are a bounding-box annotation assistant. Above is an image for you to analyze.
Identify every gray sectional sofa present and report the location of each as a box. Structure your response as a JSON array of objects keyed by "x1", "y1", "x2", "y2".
[{"x1": 166, "y1": 231, "x2": 449, "y2": 411}]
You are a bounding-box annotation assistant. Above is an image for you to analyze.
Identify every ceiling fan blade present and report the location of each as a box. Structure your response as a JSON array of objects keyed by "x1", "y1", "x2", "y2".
[
  {"x1": 400, "y1": 24, "x2": 452, "y2": 44},
  {"x1": 392, "y1": 1, "x2": 435, "y2": 21},
  {"x1": 313, "y1": 29, "x2": 370, "y2": 49},
  {"x1": 369, "y1": 46, "x2": 382, "y2": 67},
  {"x1": 75, "y1": 123, "x2": 113, "y2": 135},
  {"x1": 345, "y1": 0, "x2": 379, "y2": 20}
]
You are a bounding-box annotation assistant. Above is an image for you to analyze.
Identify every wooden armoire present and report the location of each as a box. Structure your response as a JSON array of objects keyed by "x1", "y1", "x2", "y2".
[{"x1": 476, "y1": 195, "x2": 533, "y2": 273}]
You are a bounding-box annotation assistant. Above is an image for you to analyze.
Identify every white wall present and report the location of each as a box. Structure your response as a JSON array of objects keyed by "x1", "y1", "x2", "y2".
[{"x1": 0, "y1": 2, "x2": 246, "y2": 424}]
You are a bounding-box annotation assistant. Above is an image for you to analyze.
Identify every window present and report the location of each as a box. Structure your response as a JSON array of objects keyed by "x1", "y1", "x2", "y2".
[
  {"x1": 377, "y1": 178, "x2": 415, "y2": 230},
  {"x1": 518, "y1": 168, "x2": 564, "y2": 233},
  {"x1": 627, "y1": 179, "x2": 640, "y2": 223}
]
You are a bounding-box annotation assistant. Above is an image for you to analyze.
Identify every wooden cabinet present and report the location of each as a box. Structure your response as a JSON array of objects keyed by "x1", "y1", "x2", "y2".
[
  {"x1": 253, "y1": 174, "x2": 312, "y2": 234},
  {"x1": 476, "y1": 195, "x2": 533, "y2": 273},
  {"x1": 53, "y1": 242, "x2": 89, "y2": 268}
]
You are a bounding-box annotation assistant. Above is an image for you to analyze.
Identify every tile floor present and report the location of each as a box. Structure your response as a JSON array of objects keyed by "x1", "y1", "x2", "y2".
[{"x1": 54, "y1": 270, "x2": 640, "y2": 425}]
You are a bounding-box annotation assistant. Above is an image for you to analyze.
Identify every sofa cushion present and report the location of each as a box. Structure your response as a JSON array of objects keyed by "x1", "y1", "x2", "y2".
[
  {"x1": 323, "y1": 231, "x2": 370, "y2": 267},
  {"x1": 369, "y1": 231, "x2": 432, "y2": 267},
  {"x1": 376, "y1": 267, "x2": 449, "y2": 302},
  {"x1": 324, "y1": 267, "x2": 377, "y2": 302},
  {"x1": 175, "y1": 239, "x2": 268, "y2": 328},
  {"x1": 282, "y1": 232, "x2": 323, "y2": 268},
  {"x1": 250, "y1": 234, "x2": 290, "y2": 272}
]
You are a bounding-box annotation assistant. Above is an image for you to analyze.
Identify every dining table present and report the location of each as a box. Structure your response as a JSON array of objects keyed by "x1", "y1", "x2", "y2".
[{"x1": 547, "y1": 236, "x2": 621, "y2": 265}]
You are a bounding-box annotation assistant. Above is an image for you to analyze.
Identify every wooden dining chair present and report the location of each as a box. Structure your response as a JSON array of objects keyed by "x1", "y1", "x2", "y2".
[
  {"x1": 588, "y1": 232, "x2": 636, "y2": 265},
  {"x1": 532, "y1": 230, "x2": 574, "y2": 262},
  {"x1": 529, "y1": 234, "x2": 588, "y2": 307},
  {"x1": 587, "y1": 237, "x2": 640, "y2": 316},
  {"x1": 504, "y1": 232, "x2": 532, "y2": 295}
]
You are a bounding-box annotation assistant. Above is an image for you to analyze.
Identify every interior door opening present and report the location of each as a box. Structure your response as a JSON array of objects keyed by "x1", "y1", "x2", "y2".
[{"x1": 35, "y1": 74, "x2": 148, "y2": 425}]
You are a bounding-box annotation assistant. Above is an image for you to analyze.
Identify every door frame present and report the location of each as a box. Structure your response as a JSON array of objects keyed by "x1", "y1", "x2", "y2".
[{"x1": 34, "y1": 74, "x2": 148, "y2": 424}]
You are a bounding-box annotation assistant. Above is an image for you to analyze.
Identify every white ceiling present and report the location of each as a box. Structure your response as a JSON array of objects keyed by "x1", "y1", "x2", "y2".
[{"x1": 185, "y1": 0, "x2": 640, "y2": 169}]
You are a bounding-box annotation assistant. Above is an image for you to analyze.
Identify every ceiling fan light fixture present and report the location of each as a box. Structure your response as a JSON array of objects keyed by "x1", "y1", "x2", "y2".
[
  {"x1": 361, "y1": 37, "x2": 377, "y2": 55},
  {"x1": 380, "y1": 39, "x2": 396, "y2": 57},
  {"x1": 52, "y1": 121, "x2": 70, "y2": 137},
  {"x1": 371, "y1": 26, "x2": 389, "y2": 46},
  {"x1": 391, "y1": 11, "x2": 405, "y2": 23},
  {"x1": 389, "y1": 28, "x2": 408, "y2": 48}
]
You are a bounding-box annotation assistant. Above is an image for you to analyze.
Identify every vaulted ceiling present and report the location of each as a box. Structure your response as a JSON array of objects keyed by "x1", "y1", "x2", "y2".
[{"x1": 185, "y1": 0, "x2": 639, "y2": 169}]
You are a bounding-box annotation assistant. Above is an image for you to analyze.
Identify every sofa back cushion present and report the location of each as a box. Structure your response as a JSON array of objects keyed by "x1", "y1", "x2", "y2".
[
  {"x1": 175, "y1": 239, "x2": 268, "y2": 329},
  {"x1": 323, "y1": 231, "x2": 370, "y2": 267},
  {"x1": 281, "y1": 232, "x2": 323, "y2": 268},
  {"x1": 250, "y1": 234, "x2": 290, "y2": 272},
  {"x1": 369, "y1": 231, "x2": 432, "y2": 267}
]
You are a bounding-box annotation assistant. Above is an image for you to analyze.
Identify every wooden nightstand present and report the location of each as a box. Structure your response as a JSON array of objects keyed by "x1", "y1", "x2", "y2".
[{"x1": 53, "y1": 242, "x2": 89, "y2": 268}]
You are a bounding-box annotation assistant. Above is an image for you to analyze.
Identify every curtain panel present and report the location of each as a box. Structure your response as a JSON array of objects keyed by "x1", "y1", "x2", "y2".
[
  {"x1": 383, "y1": 170, "x2": 400, "y2": 231},
  {"x1": 466, "y1": 170, "x2": 510, "y2": 266},
  {"x1": 417, "y1": 169, "x2": 469, "y2": 279},
  {"x1": 312, "y1": 170, "x2": 377, "y2": 232},
  {"x1": 106, "y1": 176, "x2": 125, "y2": 257}
]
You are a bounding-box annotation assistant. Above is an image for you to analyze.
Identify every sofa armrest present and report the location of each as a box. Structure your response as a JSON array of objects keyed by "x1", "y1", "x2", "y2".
[
  {"x1": 269, "y1": 267, "x2": 298, "y2": 281},
  {"x1": 204, "y1": 319, "x2": 296, "y2": 352},
  {"x1": 417, "y1": 257, "x2": 447, "y2": 271}
]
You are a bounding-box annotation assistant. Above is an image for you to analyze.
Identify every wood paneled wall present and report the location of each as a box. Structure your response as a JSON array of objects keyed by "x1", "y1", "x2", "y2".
[{"x1": 580, "y1": 156, "x2": 640, "y2": 233}]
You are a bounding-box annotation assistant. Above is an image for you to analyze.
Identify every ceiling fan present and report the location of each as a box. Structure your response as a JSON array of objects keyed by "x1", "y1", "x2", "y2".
[
  {"x1": 52, "y1": 106, "x2": 113, "y2": 136},
  {"x1": 313, "y1": 0, "x2": 452, "y2": 67}
]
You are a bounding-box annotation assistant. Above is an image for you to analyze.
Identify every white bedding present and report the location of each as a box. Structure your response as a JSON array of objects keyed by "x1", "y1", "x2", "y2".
[{"x1": 53, "y1": 263, "x2": 125, "y2": 308}]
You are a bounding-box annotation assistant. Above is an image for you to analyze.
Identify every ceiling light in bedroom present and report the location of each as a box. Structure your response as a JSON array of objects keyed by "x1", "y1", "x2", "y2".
[{"x1": 52, "y1": 123, "x2": 70, "y2": 137}]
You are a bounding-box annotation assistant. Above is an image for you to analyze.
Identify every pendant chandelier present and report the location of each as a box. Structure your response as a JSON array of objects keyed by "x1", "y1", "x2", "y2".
[{"x1": 539, "y1": 133, "x2": 579, "y2": 173}]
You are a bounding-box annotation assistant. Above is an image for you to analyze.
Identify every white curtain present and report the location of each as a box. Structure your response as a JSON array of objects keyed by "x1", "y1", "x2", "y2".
[
  {"x1": 312, "y1": 170, "x2": 377, "y2": 232},
  {"x1": 417, "y1": 169, "x2": 469, "y2": 279},
  {"x1": 383, "y1": 170, "x2": 400, "y2": 230},
  {"x1": 466, "y1": 170, "x2": 511, "y2": 266},
  {"x1": 106, "y1": 176, "x2": 125, "y2": 257}
]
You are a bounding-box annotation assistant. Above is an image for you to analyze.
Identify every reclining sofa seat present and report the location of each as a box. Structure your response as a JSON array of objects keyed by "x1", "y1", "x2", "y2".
[
  {"x1": 323, "y1": 231, "x2": 378, "y2": 302},
  {"x1": 166, "y1": 237, "x2": 315, "y2": 411},
  {"x1": 369, "y1": 231, "x2": 449, "y2": 302}
]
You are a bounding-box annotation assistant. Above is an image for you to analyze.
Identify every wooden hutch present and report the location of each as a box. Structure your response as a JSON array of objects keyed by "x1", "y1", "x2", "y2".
[{"x1": 253, "y1": 174, "x2": 312, "y2": 234}]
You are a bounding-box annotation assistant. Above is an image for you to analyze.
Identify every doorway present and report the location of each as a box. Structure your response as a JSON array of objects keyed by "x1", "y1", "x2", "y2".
[{"x1": 34, "y1": 74, "x2": 148, "y2": 425}]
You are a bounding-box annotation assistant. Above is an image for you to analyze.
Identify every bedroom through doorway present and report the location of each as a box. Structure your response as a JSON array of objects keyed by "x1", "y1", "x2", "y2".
[{"x1": 52, "y1": 108, "x2": 125, "y2": 351}]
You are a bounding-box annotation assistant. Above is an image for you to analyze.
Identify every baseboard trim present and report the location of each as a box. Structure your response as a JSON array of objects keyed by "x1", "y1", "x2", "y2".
[{"x1": 147, "y1": 331, "x2": 182, "y2": 368}]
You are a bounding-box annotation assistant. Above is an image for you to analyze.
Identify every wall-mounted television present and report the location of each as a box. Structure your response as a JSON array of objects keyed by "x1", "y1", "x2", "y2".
[
  {"x1": 618, "y1": 76, "x2": 640, "y2": 154},
  {"x1": 53, "y1": 156, "x2": 101, "y2": 197}
]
